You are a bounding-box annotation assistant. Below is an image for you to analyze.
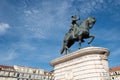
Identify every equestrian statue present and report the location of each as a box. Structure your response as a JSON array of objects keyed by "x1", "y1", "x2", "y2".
[{"x1": 60, "y1": 16, "x2": 96, "y2": 54}]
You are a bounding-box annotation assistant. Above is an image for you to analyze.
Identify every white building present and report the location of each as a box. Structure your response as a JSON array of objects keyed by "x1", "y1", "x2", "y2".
[
  {"x1": 0, "y1": 65, "x2": 54, "y2": 80},
  {"x1": 109, "y1": 66, "x2": 120, "y2": 80}
]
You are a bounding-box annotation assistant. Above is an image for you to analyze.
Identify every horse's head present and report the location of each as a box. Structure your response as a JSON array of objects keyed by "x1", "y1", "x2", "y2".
[{"x1": 86, "y1": 17, "x2": 96, "y2": 28}]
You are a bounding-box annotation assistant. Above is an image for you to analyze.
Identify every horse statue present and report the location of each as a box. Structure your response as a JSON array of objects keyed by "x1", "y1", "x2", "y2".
[{"x1": 60, "y1": 17, "x2": 96, "y2": 54}]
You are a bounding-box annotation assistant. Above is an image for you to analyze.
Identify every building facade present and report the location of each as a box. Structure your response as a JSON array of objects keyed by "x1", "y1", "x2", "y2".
[
  {"x1": 0, "y1": 65, "x2": 54, "y2": 80},
  {"x1": 109, "y1": 66, "x2": 120, "y2": 80}
]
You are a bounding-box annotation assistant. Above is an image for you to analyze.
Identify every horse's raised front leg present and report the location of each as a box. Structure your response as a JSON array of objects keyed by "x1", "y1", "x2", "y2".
[{"x1": 88, "y1": 35, "x2": 95, "y2": 45}]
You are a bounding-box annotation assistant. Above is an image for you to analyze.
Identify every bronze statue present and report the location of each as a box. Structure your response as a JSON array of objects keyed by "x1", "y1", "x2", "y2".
[{"x1": 60, "y1": 17, "x2": 96, "y2": 54}]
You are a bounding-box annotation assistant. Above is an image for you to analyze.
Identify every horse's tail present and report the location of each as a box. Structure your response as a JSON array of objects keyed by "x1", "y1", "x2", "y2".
[
  {"x1": 60, "y1": 31, "x2": 70, "y2": 54},
  {"x1": 60, "y1": 48, "x2": 64, "y2": 54}
]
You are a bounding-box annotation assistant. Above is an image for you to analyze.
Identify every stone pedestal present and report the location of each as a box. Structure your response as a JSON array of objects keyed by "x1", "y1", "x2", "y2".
[{"x1": 50, "y1": 47, "x2": 110, "y2": 80}]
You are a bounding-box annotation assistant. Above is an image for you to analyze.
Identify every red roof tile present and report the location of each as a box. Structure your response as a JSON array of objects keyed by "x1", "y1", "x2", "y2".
[
  {"x1": 110, "y1": 66, "x2": 120, "y2": 72},
  {"x1": 0, "y1": 65, "x2": 14, "y2": 69}
]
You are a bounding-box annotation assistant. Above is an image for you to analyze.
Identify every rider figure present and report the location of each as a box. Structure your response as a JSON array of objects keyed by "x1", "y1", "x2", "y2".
[{"x1": 70, "y1": 15, "x2": 80, "y2": 38}]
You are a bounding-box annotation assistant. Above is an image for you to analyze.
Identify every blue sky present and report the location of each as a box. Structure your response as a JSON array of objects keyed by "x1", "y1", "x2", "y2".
[{"x1": 0, "y1": 0, "x2": 120, "y2": 71}]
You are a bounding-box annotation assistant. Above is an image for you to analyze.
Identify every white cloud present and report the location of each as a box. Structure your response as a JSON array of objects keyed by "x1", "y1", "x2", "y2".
[
  {"x1": 21, "y1": 1, "x2": 71, "y2": 39},
  {"x1": 0, "y1": 49, "x2": 17, "y2": 61},
  {"x1": 24, "y1": 10, "x2": 32, "y2": 15},
  {"x1": 78, "y1": 0, "x2": 105, "y2": 16},
  {"x1": 18, "y1": 43, "x2": 36, "y2": 51},
  {"x1": 0, "y1": 22, "x2": 10, "y2": 35},
  {"x1": 17, "y1": 0, "x2": 120, "y2": 41},
  {"x1": 24, "y1": 25, "x2": 47, "y2": 39},
  {"x1": 19, "y1": 0, "x2": 108, "y2": 40}
]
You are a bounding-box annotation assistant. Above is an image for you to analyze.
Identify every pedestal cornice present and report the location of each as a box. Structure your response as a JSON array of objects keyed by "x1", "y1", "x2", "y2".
[{"x1": 50, "y1": 47, "x2": 110, "y2": 67}]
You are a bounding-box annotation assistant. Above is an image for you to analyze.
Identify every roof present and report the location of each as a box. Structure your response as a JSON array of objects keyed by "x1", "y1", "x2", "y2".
[
  {"x1": 110, "y1": 66, "x2": 120, "y2": 72},
  {"x1": 0, "y1": 65, "x2": 14, "y2": 70}
]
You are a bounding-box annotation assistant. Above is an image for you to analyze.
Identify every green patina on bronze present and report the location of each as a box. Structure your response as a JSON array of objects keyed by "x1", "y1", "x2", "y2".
[{"x1": 60, "y1": 17, "x2": 96, "y2": 54}]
